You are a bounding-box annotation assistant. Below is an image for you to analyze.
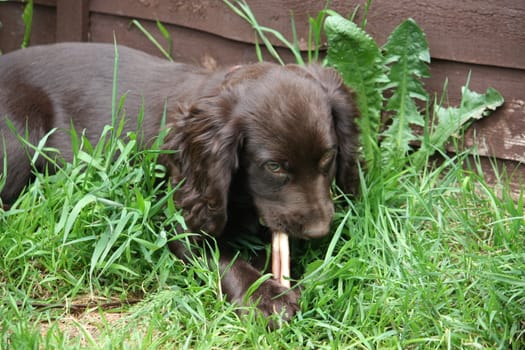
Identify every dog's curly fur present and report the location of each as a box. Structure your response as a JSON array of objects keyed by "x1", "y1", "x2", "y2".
[{"x1": 0, "y1": 43, "x2": 359, "y2": 325}]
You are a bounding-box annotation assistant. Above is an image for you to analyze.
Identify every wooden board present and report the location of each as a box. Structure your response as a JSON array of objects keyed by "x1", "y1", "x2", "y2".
[
  {"x1": 56, "y1": 0, "x2": 89, "y2": 42},
  {"x1": 89, "y1": 0, "x2": 525, "y2": 69},
  {"x1": 34, "y1": 0, "x2": 56, "y2": 6},
  {"x1": 0, "y1": 2, "x2": 56, "y2": 53},
  {"x1": 88, "y1": 12, "x2": 299, "y2": 64},
  {"x1": 354, "y1": 0, "x2": 525, "y2": 70}
]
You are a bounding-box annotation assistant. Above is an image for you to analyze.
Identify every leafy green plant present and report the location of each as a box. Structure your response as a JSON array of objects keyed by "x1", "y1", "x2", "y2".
[
  {"x1": 380, "y1": 19, "x2": 430, "y2": 159},
  {"x1": 323, "y1": 12, "x2": 386, "y2": 168},
  {"x1": 324, "y1": 14, "x2": 504, "y2": 176}
]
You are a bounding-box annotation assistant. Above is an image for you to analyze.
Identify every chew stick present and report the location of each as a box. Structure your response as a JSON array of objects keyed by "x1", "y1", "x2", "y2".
[{"x1": 272, "y1": 231, "x2": 290, "y2": 288}]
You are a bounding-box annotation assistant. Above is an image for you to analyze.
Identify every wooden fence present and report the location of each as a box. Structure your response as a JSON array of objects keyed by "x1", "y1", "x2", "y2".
[{"x1": 1, "y1": 0, "x2": 524, "y2": 193}]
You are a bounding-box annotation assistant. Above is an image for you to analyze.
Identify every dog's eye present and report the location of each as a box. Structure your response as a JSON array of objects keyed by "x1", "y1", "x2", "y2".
[
  {"x1": 319, "y1": 149, "x2": 337, "y2": 173},
  {"x1": 264, "y1": 161, "x2": 284, "y2": 174}
]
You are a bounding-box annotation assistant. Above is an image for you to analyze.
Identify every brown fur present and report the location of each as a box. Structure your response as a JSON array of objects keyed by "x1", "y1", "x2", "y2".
[{"x1": 0, "y1": 43, "x2": 359, "y2": 326}]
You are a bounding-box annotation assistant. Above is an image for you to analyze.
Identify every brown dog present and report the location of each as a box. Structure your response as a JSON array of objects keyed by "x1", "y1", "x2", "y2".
[{"x1": 0, "y1": 43, "x2": 359, "y2": 325}]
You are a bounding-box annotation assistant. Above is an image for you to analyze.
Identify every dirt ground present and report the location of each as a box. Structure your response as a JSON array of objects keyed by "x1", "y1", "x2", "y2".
[{"x1": 38, "y1": 295, "x2": 138, "y2": 346}]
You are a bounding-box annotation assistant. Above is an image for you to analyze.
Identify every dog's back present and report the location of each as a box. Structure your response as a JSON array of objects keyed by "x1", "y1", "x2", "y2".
[{"x1": 0, "y1": 43, "x2": 214, "y2": 204}]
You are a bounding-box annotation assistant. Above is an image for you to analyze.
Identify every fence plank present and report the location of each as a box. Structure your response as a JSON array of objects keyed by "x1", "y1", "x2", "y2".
[
  {"x1": 34, "y1": 0, "x2": 56, "y2": 6},
  {"x1": 56, "y1": 0, "x2": 89, "y2": 42},
  {"x1": 357, "y1": 0, "x2": 525, "y2": 70},
  {"x1": 89, "y1": 0, "x2": 525, "y2": 70},
  {"x1": 88, "y1": 12, "x2": 298, "y2": 64},
  {"x1": 0, "y1": 2, "x2": 56, "y2": 52}
]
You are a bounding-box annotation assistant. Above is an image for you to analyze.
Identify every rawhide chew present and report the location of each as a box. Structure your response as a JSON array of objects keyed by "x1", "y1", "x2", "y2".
[{"x1": 272, "y1": 232, "x2": 290, "y2": 288}]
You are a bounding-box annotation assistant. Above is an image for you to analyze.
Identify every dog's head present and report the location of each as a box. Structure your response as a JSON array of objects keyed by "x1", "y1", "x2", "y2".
[{"x1": 166, "y1": 63, "x2": 359, "y2": 239}]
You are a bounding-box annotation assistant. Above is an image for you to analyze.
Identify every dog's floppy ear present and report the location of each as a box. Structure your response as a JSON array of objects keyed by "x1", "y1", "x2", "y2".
[
  {"x1": 304, "y1": 64, "x2": 361, "y2": 195},
  {"x1": 163, "y1": 93, "x2": 242, "y2": 236}
]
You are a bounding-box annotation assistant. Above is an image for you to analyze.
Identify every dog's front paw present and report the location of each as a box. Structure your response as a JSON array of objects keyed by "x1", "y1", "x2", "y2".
[{"x1": 248, "y1": 278, "x2": 300, "y2": 329}]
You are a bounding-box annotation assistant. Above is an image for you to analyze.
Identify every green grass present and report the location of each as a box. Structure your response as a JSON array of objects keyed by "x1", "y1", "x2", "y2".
[{"x1": 1, "y1": 122, "x2": 523, "y2": 348}]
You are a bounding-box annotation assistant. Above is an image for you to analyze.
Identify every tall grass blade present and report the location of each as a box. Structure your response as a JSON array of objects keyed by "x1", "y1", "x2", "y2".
[
  {"x1": 131, "y1": 20, "x2": 173, "y2": 61},
  {"x1": 21, "y1": 0, "x2": 33, "y2": 48},
  {"x1": 111, "y1": 41, "x2": 120, "y2": 124},
  {"x1": 61, "y1": 194, "x2": 97, "y2": 244},
  {"x1": 222, "y1": 0, "x2": 303, "y2": 64},
  {"x1": 156, "y1": 20, "x2": 173, "y2": 59}
]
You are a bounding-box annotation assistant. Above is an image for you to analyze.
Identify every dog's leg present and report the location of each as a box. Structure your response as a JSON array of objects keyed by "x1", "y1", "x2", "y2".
[{"x1": 168, "y1": 238, "x2": 299, "y2": 328}]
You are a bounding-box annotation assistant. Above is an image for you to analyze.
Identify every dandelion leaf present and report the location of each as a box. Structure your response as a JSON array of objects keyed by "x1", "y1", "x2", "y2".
[
  {"x1": 431, "y1": 86, "x2": 504, "y2": 149},
  {"x1": 325, "y1": 14, "x2": 387, "y2": 167},
  {"x1": 381, "y1": 19, "x2": 430, "y2": 155}
]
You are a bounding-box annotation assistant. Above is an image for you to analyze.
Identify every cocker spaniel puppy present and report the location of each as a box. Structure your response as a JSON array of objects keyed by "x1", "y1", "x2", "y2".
[{"x1": 0, "y1": 43, "x2": 359, "y2": 326}]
